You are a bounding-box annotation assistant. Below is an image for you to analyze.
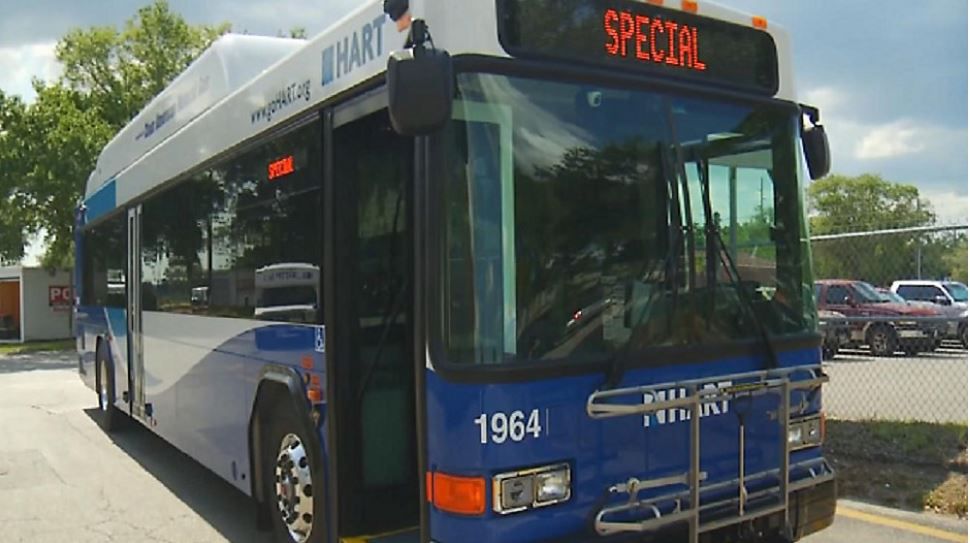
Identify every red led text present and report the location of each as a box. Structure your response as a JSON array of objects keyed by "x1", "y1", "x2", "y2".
[
  {"x1": 604, "y1": 8, "x2": 706, "y2": 71},
  {"x1": 268, "y1": 155, "x2": 295, "y2": 181}
]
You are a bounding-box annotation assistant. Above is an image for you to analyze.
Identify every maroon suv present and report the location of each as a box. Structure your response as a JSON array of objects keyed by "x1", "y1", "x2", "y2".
[{"x1": 815, "y1": 279, "x2": 941, "y2": 356}]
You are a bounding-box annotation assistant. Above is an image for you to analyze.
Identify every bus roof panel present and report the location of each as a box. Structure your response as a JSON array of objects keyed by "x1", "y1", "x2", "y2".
[
  {"x1": 83, "y1": 0, "x2": 796, "y2": 219},
  {"x1": 84, "y1": 34, "x2": 303, "y2": 197}
]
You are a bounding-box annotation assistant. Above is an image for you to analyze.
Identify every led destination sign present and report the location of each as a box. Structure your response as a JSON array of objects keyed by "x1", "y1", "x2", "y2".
[
  {"x1": 268, "y1": 155, "x2": 295, "y2": 181},
  {"x1": 497, "y1": 0, "x2": 778, "y2": 94}
]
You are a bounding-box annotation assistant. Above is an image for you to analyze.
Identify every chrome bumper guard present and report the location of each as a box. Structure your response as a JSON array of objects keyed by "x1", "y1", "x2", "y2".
[{"x1": 586, "y1": 365, "x2": 831, "y2": 541}]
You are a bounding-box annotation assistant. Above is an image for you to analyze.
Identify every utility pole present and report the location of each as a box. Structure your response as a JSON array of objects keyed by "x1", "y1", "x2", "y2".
[{"x1": 915, "y1": 199, "x2": 922, "y2": 279}]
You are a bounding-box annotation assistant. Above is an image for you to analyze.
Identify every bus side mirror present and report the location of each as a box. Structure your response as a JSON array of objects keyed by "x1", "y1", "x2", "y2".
[
  {"x1": 387, "y1": 45, "x2": 453, "y2": 136},
  {"x1": 800, "y1": 104, "x2": 831, "y2": 180}
]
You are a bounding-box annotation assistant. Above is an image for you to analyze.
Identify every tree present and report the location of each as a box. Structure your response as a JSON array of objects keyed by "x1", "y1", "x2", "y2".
[
  {"x1": 943, "y1": 240, "x2": 968, "y2": 284},
  {"x1": 807, "y1": 173, "x2": 948, "y2": 285},
  {"x1": 0, "y1": 92, "x2": 31, "y2": 263},
  {"x1": 6, "y1": 1, "x2": 228, "y2": 266},
  {"x1": 808, "y1": 173, "x2": 935, "y2": 234}
]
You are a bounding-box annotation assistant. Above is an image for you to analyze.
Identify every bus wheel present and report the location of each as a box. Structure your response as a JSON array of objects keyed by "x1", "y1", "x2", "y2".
[
  {"x1": 95, "y1": 343, "x2": 122, "y2": 432},
  {"x1": 264, "y1": 402, "x2": 324, "y2": 543},
  {"x1": 867, "y1": 326, "x2": 897, "y2": 357}
]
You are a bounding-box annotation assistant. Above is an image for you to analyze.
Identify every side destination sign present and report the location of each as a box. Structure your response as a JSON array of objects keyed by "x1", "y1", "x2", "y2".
[{"x1": 321, "y1": 15, "x2": 387, "y2": 87}]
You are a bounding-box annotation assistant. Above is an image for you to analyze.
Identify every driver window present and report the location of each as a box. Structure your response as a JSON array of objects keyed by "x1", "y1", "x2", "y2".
[{"x1": 826, "y1": 285, "x2": 850, "y2": 305}]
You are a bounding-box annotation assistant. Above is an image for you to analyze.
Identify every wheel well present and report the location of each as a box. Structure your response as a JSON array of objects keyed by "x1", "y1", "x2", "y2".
[
  {"x1": 94, "y1": 336, "x2": 107, "y2": 388},
  {"x1": 248, "y1": 380, "x2": 292, "y2": 504},
  {"x1": 866, "y1": 322, "x2": 895, "y2": 340}
]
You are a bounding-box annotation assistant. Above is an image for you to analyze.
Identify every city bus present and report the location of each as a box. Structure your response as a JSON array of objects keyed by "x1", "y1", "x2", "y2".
[{"x1": 75, "y1": 1, "x2": 835, "y2": 542}]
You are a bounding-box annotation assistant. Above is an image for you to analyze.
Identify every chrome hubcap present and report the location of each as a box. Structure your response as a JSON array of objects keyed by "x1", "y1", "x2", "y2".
[
  {"x1": 872, "y1": 332, "x2": 888, "y2": 352},
  {"x1": 275, "y1": 433, "x2": 314, "y2": 542}
]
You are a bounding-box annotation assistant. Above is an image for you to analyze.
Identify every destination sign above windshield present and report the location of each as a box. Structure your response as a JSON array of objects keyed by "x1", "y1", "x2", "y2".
[{"x1": 496, "y1": 0, "x2": 778, "y2": 94}]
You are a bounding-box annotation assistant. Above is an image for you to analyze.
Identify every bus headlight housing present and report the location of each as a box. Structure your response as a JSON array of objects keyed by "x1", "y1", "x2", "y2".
[
  {"x1": 493, "y1": 463, "x2": 571, "y2": 514},
  {"x1": 788, "y1": 415, "x2": 823, "y2": 450}
]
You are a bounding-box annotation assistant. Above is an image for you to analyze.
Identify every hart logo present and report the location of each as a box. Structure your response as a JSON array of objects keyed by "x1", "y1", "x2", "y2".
[
  {"x1": 321, "y1": 15, "x2": 387, "y2": 87},
  {"x1": 643, "y1": 381, "x2": 731, "y2": 427}
]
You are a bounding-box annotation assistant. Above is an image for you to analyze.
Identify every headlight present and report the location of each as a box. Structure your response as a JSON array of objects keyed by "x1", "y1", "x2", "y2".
[
  {"x1": 788, "y1": 415, "x2": 823, "y2": 451},
  {"x1": 493, "y1": 463, "x2": 571, "y2": 514},
  {"x1": 535, "y1": 469, "x2": 570, "y2": 503}
]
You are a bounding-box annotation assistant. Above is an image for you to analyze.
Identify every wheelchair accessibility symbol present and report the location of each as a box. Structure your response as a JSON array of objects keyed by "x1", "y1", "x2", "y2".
[{"x1": 314, "y1": 326, "x2": 326, "y2": 353}]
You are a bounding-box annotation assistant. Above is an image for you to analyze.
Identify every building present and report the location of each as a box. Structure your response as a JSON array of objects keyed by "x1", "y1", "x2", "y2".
[{"x1": 0, "y1": 266, "x2": 73, "y2": 343}]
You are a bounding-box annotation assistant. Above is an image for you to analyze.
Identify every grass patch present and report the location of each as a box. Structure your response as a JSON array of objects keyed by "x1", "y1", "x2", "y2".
[
  {"x1": 825, "y1": 420, "x2": 968, "y2": 516},
  {"x1": 0, "y1": 339, "x2": 74, "y2": 355}
]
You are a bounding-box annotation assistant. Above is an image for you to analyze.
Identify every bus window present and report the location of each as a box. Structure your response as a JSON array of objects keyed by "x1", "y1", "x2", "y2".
[{"x1": 82, "y1": 213, "x2": 127, "y2": 308}]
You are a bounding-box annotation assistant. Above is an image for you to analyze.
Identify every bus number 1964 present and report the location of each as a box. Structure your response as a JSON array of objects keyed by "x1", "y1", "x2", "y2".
[{"x1": 474, "y1": 410, "x2": 543, "y2": 444}]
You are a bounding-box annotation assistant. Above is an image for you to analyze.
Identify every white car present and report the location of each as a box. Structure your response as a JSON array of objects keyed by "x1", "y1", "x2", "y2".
[{"x1": 890, "y1": 280, "x2": 968, "y2": 348}]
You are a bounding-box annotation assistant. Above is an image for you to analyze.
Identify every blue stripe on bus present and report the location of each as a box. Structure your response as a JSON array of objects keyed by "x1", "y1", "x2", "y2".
[{"x1": 84, "y1": 178, "x2": 117, "y2": 222}]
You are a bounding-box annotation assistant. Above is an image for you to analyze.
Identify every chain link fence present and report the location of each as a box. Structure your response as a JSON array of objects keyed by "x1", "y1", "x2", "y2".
[{"x1": 813, "y1": 224, "x2": 968, "y2": 423}]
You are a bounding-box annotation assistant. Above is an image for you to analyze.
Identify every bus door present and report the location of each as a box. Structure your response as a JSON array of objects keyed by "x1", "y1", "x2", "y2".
[
  {"x1": 328, "y1": 98, "x2": 418, "y2": 537},
  {"x1": 126, "y1": 205, "x2": 146, "y2": 419}
]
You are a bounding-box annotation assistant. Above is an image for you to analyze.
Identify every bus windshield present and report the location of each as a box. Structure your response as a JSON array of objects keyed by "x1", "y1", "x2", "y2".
[
  {"x1": 438, "y1": 72, "x2": 814, "y2": 366},
  {"x1": 258, "y1": 286, "x2": 317, "y2": 308}
]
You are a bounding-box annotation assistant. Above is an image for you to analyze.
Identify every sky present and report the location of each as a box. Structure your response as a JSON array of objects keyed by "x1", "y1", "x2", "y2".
[{"x1": 2, "y1": 0, "x2": 966, "y2": 263}]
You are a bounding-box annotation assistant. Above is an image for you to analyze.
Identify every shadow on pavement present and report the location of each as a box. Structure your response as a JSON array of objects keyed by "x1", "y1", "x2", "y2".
[
  {"x1": 83, "y1": 408, "x2": 273, "y2": 543},
  {"x1": 0, "y1": 352, "x2": 77, "y2": 374}
]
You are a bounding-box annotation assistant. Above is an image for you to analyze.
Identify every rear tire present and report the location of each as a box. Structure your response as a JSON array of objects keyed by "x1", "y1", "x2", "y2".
[
  {"x1": 262, "y1": 399, "x2": 326, "y2": 543},
  {"x1": 961, "y1": 324, "x2": 968, "y2": 350},
  {"x1": 867, "y1": 326, "x2": 898, "y2": 357},
  {"x1": 94, "y1": 342, "x2": 123, "y2": 432}
]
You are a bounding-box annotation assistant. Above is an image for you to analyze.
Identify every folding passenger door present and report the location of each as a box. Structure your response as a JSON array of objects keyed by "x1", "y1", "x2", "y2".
[{"x1": 126, "y1": 205, "x2": 146, "y2": 419}]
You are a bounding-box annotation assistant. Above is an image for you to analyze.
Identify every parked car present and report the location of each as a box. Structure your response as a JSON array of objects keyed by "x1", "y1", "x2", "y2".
[
  {"x1": 875, "y1": 287, "x2": 947, "y2": 349},
  {"x1": 890, "y1": 280, "x2": 968, "y2": 348},
  {"x1": 817, "y1": 309, "x2": 850, "y2": 360},
  {"x1": 815, "y1": 279, "x2": 942, "y2": 356}
]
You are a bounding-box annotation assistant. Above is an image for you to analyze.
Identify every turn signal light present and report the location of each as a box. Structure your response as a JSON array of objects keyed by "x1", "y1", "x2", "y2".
[
  {"x1": 431, "y1": 472, "x2": 486, "y2": 515},
  {"x1": 306, "y1": 386, "x2": 324, "y2": 403}
]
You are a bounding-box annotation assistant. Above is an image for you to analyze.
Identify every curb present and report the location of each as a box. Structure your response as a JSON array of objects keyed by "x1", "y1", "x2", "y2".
[{"x1": 838, "y1": 499, "x2": 967, "y2": 534}]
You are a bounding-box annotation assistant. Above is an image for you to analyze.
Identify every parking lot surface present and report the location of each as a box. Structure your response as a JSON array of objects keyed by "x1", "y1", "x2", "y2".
[
  {"x1": 823, "y1": 345, "x2": 968, "y2": 423},
  {"x1": 0, "y1": 351, "x2": 965, "y2": 543}
]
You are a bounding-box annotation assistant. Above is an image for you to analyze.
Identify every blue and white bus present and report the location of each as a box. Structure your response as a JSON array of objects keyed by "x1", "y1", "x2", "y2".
[{"x1": 75, "y1": 1, "x2": 835, "y2": 542}]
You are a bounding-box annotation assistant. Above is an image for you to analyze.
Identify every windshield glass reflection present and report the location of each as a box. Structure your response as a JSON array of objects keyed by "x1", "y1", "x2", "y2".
[{"x1": 439, "y1": 73, "x2": 813, "y2": 366}]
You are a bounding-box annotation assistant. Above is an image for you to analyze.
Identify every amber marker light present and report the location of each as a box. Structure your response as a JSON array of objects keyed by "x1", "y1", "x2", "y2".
[
  {"x1": 681, "y1": 0, "x2": 698, "y2": 13},
  {"x1": 752, "y1": 15, "x2": 768, "y2": 29},
  {"x1": 431, "y1": 472, "x2": 487, "y2": 515}
]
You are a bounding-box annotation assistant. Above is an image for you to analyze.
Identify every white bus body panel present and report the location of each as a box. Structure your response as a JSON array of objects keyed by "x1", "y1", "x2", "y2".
[{"x1": 84, "y1": 0, "x2": 796, "y2": 213}]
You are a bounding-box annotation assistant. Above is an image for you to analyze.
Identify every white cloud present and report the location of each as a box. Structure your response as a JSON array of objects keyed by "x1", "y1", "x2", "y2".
[
  {"x1": 0, "y1": 41, "x2": 60, "y2": 102},
  {"x1": 854, "y1": 120, "x2": 926, "y2": 159},
  {"x1": 922, "y1": 189, "x2": 969, "y2": 226},
  {"x1": 802, "y1": 86, "x2": 846, "y2": 117}
]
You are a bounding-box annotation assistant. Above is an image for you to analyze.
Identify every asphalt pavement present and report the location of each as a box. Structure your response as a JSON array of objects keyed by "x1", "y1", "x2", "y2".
[
  {"x1": 0, "y1": 351, "x2": 965, "y2": 543},
  {"x1": 823, "y1": 345, "x2": 968, "y2": 423}
]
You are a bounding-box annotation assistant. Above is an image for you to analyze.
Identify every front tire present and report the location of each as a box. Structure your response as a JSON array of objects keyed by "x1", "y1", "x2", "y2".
[
  {"x1": 263, "y1": 400, "x2": 326, "y2": 543},
  {"x1": 95, "y1": 342, "x2": 123, "y2": 432},
  {"x1": 867, "y1": 325, "x2": 898, "y2": 357}
]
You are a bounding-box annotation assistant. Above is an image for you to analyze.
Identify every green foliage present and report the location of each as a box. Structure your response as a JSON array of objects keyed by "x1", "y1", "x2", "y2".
[
  {"x1": 0, "y1": 92, "x2": 30, "y2": 263},
  {"x1": 0, "y1": 0, "x2": 228, "y2": 265},
  {"x1": 808, "y1": 173, "x2": 965, "y2": 285},
  {"x1": 942, "y1": 238, "x2": 968, "y2": 284},
  {"x1": 808, "y1": 173, "x2": 935, "y2": 234}
]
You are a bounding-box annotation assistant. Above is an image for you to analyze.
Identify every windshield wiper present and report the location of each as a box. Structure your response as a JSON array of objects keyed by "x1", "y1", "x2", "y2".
[{"x1": 694, "y1": 160, "x2": 779, "y2": 369}]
